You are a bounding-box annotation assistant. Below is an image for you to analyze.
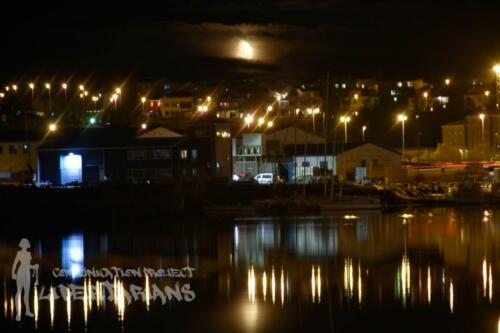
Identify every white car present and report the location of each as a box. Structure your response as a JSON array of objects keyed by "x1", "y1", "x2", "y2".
[{"x1": 254, "y1": 173, "x2": 273, "y2": 185}]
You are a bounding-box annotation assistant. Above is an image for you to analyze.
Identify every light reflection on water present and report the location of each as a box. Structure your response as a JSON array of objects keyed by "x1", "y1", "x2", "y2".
[{"x1": 2, "y1": 208, "x2": 500, "y2": 332}]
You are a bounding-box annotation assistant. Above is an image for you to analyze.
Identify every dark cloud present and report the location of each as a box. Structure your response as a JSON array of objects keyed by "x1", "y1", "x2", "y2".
[{"x1": 1, "y1": 1, "x2": 500, "y2": 81}]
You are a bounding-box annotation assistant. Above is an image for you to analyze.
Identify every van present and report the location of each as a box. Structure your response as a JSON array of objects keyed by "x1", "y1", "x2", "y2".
[{"x1": 254, "y1": 173, "x2": 273, "y2": 185}]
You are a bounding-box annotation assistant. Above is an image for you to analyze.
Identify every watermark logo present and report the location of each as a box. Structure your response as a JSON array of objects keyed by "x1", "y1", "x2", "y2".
[
  {"x1": 10, "y1": 238, "x2": 196, "y2": 324},
  {"x1": 11, "y1": 238, "x2": 39, "y2": 322}
]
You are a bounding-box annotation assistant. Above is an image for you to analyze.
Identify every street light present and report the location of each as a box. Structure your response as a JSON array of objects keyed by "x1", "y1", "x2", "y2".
[
  {"x1": 141, "y1": 96, "x2": 146, "y2": 113},
  {"x1": 445, "y1": 78, "x2": 451, "y2": 87},
  {"x1": 48, "y1": 123, "x2": 57, "y2": 132},
  {"x1": 479, "y1": 113, "x2": 485, "y2": 158},
  {"x1": 258, "y1": 117, "x2": 265, "y2": 127},
  {"x1": 397, "y1": 114, "x2": 408, "y2": 162},
  {"x1": 267, "y1": 120, "x2": 273, "y2": 128},
  {"x1": 244, "y1": 114, "x2": 253, "y2": 128},
  {"x1": 340, "y1": 116, "x2": 351, "y2": 144},
  {"x1": 79, "y1": 85, "x2": 84, "y2": 92},
  {"x1": 141, "y1": 123, "x2": 147, "y2": 130},
  {"x1": 362, "y1": 125, "x2": 367, "y2": 142},
  {"x1": 493, "y1": 65, "x2": 500, "y2": 109},
  {"x1": 12, "y1": 85, "x2": 18, "y2": 92},
  {"x1": 61, "y1": 83, "x2": 68, "y2": 106},
  {"x1": 45, "y1": 83, "x2": 51, "y2": 114},
  {"x1": 110, "y1": 93, "x2": 118, "y2": 110}
]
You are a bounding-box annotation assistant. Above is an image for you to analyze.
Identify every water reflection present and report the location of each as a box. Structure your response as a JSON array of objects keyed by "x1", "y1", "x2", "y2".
[{"x1": 3, "y1": 208, "x2": 500, "y2": 332}]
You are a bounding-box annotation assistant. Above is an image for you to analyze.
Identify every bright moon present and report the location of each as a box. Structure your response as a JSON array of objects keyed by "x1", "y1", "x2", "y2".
[{"x1": 237, "y1": 40, "x2": 254, "y2": 60}]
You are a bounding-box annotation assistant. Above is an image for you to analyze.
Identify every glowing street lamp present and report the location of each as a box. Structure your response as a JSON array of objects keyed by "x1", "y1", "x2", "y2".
[
  {"x1": 45, "y1": 83, "x2": 51, "y2": 113},
  {"x1": 110, "y1": 93, "x2": 118, "y2": 109},
  {"x1": 479, "y1": 113, "x2": 486, "y2": 157},
  {"x1": 141, "y1": 123, "x2": 147, "y2": 130},
  {"x1": 445, "y1": 78, "x2": 451, "y2": 87},
  {"x1": 267, "y1": 120, "x2": 273, "y2": 128},
  {"x1": 493, "y1": 65, "x2": 500, "y2": 109},
  {"x1": 258, "y1": 117, "x2": 265, "y2": 127},
  {"x1": 61, "y1": 82, "x2": 68, "y2": 106},
  {"x1": 397, "y1": 114, "x2": 408, "y2": 161},
  {"x1": 89, "y1": 117, "x2": 96, "y2": 125},
  {"x1": 12, "y1": 84, "x2": 18, "y2": 92},
  {"x1": 48, "y1": 123, "x2": 57, "y2": 132},
  {"x1": 340, "y1": 116, "x2": 351, "y2": 143},
  {"x1": 244, "y1": 114, "x2": 254, "y2": 128},
  {"x1": 115, "y1": 87, "x2": 121, "y2": 95},
  {"x1": 0, "y1": 93, "x2": 4, "y2": 99},
  {"x1": 141, "y1": 96, "x2": 146, "y2": 113},
  {"x1": 362, "y1": 125, "x2": 367, "y2": 142},
  {"x1": 79, "y1": 85, "x2": 84, "y2": 92}
]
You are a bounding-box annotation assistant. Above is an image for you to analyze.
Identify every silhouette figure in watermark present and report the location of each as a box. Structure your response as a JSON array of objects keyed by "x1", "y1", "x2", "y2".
[{"x1": 11, "y1": 238, "x2": 38, "y2": 321}]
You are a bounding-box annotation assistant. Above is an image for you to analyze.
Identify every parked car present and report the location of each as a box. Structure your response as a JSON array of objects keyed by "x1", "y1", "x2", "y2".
[
  {"x1": 232, "y1": 172, "x2": 256, "y2": 183},
  {"x1": 254, "y1": 173, "x2": 273, "y2": 185}
]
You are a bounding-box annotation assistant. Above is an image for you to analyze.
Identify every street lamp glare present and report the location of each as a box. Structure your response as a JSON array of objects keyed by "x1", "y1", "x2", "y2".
[
  {"x1": 479, "y1": 113, "x2": 485, "y2": 120},
  {"x1": 29, "y1": 83, "x2": 34, "y2": 89},
  {"x1": 493, "y1": 65, "x2": 500, "y2": 74},
  {"x1": 48, "y1": 123, "x2": 57, "y2": 132},
  {"x1": 45, "y1": 83, "x2": 51, "y2": 89},
  {"x1": 62, "y1": 83, "x2": 67, "y2": 90},
  {"x1": 397, "y1": 114, "x2": 407, "y2": 122}
]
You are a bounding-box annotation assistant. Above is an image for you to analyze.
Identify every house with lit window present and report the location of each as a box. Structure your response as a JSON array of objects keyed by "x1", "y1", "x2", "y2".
[{"x1": 0, "y1": 130, "x2": 42, "y2": 184}]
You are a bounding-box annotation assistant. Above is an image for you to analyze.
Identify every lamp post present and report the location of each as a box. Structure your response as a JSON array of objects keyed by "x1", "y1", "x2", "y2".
[
  {"x1": 62, "y1": 83, "x2": 68, "y2": 107},
  {"x1": 362, "y1": 125, "x2": 367, "y2": 142},
  {"x1": 397, "y1": 114, "x2": 408, "y2": 162},
  {"x1": 141, "y1": 96, "x2": 146, "y2": 114},
  {"x1": 266, "y1": 105, "x2": 272, "y2": 120},
  {"x1": 493, "y1": 65, "x2": 500, "y2": 109},
  {"x1": 28, "y1": 83, "x2": 35, "y2": 108},
  {"x1": 423, "y1": 91, "x2": 429, "y2": 112},
  {"x1": 479, "y1": 113, "x2": 485, "y2": 159},
  {"x1": 244, "y1": 114, "x2": 253, "y2": 128},
  {"x1": 45, "y1": 83, "x2": 51, "y2": 115},
  {"x1": 340, "y1": 116, "x2": 351, "y2": 143}
]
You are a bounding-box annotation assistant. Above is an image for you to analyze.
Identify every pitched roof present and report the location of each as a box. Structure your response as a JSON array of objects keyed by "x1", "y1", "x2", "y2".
[
  {"x1": 136, "y1": 126, "x2": 183, "y2": 139},
  {"x1": 441, "y1": 120, "x2": 466, "y2": 127},
  {"x1": 38, "y1": 126, "x2": 184, "y2": 150}
]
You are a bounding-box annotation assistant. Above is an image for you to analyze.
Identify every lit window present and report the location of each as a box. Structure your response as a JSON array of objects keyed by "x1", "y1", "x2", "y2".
[
  {"x1": 180, "y1": 150, "x2": 188, "y2": 159},
  {"x1": 9, "y1": 145, "x2": 17, "y2": 154}
]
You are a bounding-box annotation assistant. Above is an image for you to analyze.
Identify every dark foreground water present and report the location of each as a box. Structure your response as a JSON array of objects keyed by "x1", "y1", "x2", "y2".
[{"x1": 1, "y1": 207, "x2": 500, "y2": 332}]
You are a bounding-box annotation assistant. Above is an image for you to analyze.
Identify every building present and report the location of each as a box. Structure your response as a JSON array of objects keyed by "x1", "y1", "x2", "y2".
[
  {"x1": 440, "y1": 114, "x2": 500, "y2": 161},
  {"x1": 0, "y1": 130, "x2": 41, "y2": 183},
  {"x1": 38, "y1": 126, "x2": 184, "y2": 185},
  {"x1": 333, "y1": 143, "x2": 405, "y2": 182},
  {"x1": 232, "y1": 126, "x2": 326, "y2": 179}
]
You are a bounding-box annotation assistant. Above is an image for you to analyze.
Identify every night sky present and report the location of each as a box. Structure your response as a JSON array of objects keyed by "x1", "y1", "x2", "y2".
[{"x1": 2, "y1": 1, "x2": 500, "y2": 82}]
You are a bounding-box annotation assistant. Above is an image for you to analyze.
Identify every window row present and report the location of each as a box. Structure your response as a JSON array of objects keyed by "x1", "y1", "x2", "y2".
[
  {"x1": 127, "y1": 168, "x2": 173, "y2": 179},
  {"x1": 0, "y1": 144, "x2": 30, "y2": 154},
  {"x1": 127, "y1": 149, "x2": 171, "y2": 160}
]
